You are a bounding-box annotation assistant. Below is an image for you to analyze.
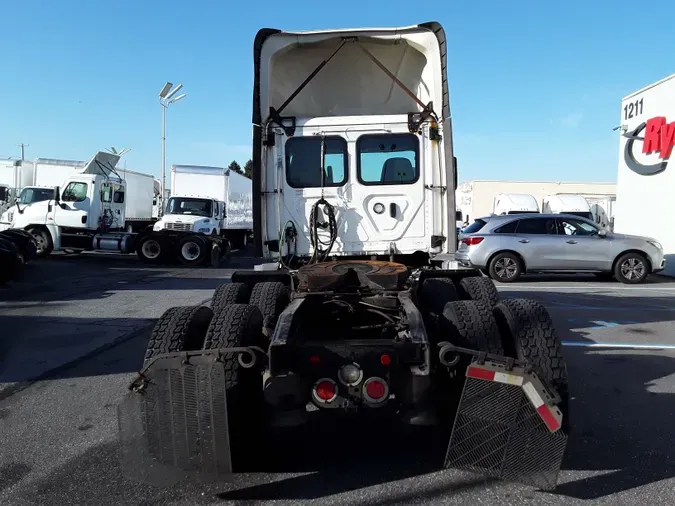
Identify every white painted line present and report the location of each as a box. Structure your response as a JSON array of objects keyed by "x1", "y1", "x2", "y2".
[
  {"x1": 562, "y1": 341, "x2": 675, "y2": 350},
  {"x1": 498, "y1": 286, "x2": 675, "y2": 291}
]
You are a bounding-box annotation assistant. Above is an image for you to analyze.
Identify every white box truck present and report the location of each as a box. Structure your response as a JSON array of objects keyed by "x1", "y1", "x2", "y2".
[
  {"x1": 0, "y1": 159, "x2": 35, "y2": 212},
  {"x1": 153, "y1": 164, "x2": 253, "y2": 249},
  {"x1": 0, "y1": 152, "x2": 224, "y2": 266}
]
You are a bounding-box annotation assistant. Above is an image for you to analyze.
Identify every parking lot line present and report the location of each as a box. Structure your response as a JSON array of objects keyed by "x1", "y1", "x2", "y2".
[
  {"x1": 498, "y1": 285, "x2": 675, "y2": 291},
  {"x1": 562, "y1": 341, "x2": 675, "y2": 350}
]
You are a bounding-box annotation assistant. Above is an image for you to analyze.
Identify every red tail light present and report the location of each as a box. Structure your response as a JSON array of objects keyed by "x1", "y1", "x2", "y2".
[
  {"x1": 462, "y1": 236, "x2": 484, "y2": 246},
  {"x1": 363, "y1": 377, "x2": 389, "y2": 404},
  {"x1": 312, "y1": 378, "x2": 337, "y2": 403}
]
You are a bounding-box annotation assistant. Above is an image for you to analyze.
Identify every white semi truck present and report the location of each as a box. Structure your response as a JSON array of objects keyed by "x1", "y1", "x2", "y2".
[
  {"x1": 586, "y1": 196, "x2": 615, "y2": 230},
  {"x1": 153, "y1": 164, "x2": 253, "y2": 249},
  {"x1": 0, "y1": 151, "x2": 225, "y2": 265},
  {"x1": 117, "y1": 22, "x2": 571, "y2": 492},
  {"x1": 492, "y1": 193, "x2": 540, "y2": 215},
  {"x1": 541, "y1": 193, "x2": 593, "y2": 220}
]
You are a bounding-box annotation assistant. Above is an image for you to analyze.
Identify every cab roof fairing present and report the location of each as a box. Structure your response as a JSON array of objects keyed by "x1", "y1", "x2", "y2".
[{"x1": 252, "y1": 23, "x2": 450, "y2": 125}]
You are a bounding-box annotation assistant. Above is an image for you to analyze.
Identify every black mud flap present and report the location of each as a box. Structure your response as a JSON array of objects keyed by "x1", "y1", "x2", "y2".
[
  {"x1": 445, "y1": 360, "x2": 568, "y2": 490},
  {"x1": 117, "y1": 351, "x2": 233, "y2": 486}
]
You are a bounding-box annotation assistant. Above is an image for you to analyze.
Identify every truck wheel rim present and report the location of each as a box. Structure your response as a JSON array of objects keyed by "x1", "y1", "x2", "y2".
[
  {"x1": 495, "y1": 258, "x2": 518, "y2": 279},
  {"x1": 31, "y1": 232, "x2": 45, "y2": 252},
  {"x1": 142, "y1": 240, "x2": 161, "y2": 259},
  {"x1": 620, "y1": 258, "x2": 645, "y2": 280},
  {"x1": 181, "y1": 242, "x2": 201, "y2": 261}
]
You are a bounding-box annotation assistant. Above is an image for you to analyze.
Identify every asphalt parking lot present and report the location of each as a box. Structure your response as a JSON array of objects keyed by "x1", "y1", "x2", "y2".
[{"x1": 1, "y1": 260, "x2": 675, "y2": 506}]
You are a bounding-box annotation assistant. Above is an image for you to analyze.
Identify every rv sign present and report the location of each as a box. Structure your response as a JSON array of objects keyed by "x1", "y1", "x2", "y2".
[{"x1": 624, "y1": 116, "x2": 675, "y2": 175}]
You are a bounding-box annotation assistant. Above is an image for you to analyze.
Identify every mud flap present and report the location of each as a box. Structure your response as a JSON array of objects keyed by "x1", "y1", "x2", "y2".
[
  {"x1": 117, "y1": 351, "x2": 233, "y2": 486},
  {"x1": 445, "y1": 360, "x2": 568, "y2": 490}
]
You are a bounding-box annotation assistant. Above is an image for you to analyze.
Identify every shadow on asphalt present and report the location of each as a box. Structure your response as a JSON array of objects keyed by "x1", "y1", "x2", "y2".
[
  {"x1": 15, "y1": 338, "x2": 675, "y2": 505},
  {"x1": 11, "y1": 291, "x2": 675, "y2": 503},
  {"x1": 0, "y1": 246, "x2": 262, "y2": 303},
  {"x1": 4, "y1": 260, "x2": 675, "y2": 503}
]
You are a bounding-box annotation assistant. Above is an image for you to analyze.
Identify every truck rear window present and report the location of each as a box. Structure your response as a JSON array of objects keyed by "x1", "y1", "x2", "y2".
[
  {"x1": 357, "y1": 133, "x2": 419, "y2": 185},
  {"x1": 285, "y1": 136, "x2": 347, "y2": 189}
]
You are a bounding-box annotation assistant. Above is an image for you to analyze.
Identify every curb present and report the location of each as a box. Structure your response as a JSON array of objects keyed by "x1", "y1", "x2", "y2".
[{"x1": 0, "y1": 296, "x2": 213, "y2": 402}]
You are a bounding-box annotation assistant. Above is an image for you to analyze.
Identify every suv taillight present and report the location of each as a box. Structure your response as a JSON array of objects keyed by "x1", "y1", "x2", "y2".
[{"x1": 462, "y1": 237, "x2": 484, "y2": 246}]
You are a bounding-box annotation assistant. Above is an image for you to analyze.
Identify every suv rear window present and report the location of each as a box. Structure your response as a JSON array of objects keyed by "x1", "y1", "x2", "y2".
[
  {"x1": 493, "y1": 220, "x2": 518, "y2": 233},
  {"x1": 462, "y1": 219, "x2": 487, "y2": 234}
]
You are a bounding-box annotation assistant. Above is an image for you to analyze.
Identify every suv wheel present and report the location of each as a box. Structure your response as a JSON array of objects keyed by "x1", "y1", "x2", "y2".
[
  {"x1": 614, "y1": 252, "x2": 649, "y2": 284},
  {"x1": 488, "y1": 252, "x2": 522, "y2": 283}
]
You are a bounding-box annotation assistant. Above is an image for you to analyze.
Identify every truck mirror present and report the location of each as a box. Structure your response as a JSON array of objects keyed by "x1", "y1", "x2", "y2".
[{"x1": 54, "y1": 186, "x2": 61, "y2": 203}]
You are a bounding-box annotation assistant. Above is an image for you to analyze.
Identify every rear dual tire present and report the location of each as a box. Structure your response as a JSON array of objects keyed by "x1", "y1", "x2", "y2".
[
  {"x1": 0, "y1": 237, "x2": 23, "y2": 284},
  {"x1": 420, "y1": 275, "x2": 501, "y2": 315},
  {"x1": 441, "y1": 297, "x2": 570, "y2": 432}
]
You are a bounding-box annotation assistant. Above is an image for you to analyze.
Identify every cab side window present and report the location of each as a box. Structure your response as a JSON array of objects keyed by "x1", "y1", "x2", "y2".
[{"x1": 61, "y1": 182, "x2": 88, "y2": 202}]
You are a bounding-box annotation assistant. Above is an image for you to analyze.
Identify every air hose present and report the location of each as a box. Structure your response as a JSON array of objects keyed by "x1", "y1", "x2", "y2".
[{"x1": 309, "y1": 197, "x2": 337, "y2": 264}]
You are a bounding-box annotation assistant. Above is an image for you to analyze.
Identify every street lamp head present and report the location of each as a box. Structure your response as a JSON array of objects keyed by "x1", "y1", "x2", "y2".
[
  {"x1": 159, "y1": 82, "x2": 173, "y2": 98},
  {"x1": 165, "y1": 83, "x2": 183, "y2": 101},
  {"x1": 169, "y1": 93, "x2": 187, "y2": 104}
]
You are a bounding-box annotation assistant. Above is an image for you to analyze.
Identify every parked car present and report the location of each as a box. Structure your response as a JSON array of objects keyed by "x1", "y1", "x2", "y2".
[{"x1": 455, "y1": 213, "x2": 665, "y2": 284}]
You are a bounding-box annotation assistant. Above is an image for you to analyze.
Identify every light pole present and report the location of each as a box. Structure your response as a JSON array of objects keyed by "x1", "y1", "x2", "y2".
[{"x1": 158, "y1": 82, "x2": 187, "y2": 217}]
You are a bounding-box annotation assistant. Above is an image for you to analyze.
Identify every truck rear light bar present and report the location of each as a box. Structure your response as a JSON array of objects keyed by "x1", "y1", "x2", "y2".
[
  {"x1": 362, "y1": 376, "x2": 389, "y2": 404},
  {"x1": 312, "y1": 378, "x2": 338, "y2": 404}
]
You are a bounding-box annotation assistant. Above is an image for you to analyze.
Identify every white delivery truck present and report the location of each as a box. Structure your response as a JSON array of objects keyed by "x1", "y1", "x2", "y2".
[
  {"x1": 586, "y1": 196, "x2": 616, "y2": 230},
  {"x1": 541, "y1": 194, "x2": 593, "y2": 220},
  {"x1": 0, "y1": 159, "x2": 35, "y2": 212},
  {"x1": 2, "y1": 157, "x2": 157, "y2": 234},
  {"x1": 153, "y1": 164, "x2": 253, "y2": 249},
  {"x1": 493, "y1": 193, "x2": 540, "y2": 215},
  {"x1": 0, "y1": 151, "x2": 225, "y2": 265}
]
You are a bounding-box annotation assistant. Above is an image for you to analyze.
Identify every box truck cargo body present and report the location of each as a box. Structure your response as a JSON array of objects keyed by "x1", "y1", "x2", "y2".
[
  {"x1": 154, "y1": 165, "x2": 253, "y2": 248},
  {"x1": 614, "y1": 73, "x2": 674, "y2": 276}
]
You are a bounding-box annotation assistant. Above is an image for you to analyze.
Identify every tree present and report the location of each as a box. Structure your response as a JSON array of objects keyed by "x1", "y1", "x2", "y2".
[
  {"x1": 244, "y1": 159, "x2": 253, "y2": 179},
  {"x1": 228, "y1": 160, "x2": 243, "y2": 175}
]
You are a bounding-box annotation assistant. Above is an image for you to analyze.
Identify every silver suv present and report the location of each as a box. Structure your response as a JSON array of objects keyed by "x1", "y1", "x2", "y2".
[{"x1": 455, "y1": 213, "x2": 665, "y2": 284}]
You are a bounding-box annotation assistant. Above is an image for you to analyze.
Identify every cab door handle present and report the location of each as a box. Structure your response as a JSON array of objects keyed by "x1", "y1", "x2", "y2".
[{"x1": 390, "y1": 203, "x2": 396, "y2": 218}]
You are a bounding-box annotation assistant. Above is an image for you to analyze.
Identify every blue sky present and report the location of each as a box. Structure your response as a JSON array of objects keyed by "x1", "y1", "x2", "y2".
[{"x1": 2, "y1": 0, "x2": 674, "y2": 184}]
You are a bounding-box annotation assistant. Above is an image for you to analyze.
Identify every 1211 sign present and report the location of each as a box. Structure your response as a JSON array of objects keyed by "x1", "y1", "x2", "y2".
[{"x1": 624, "y1": 98, "x2": 644, "y2": 120}]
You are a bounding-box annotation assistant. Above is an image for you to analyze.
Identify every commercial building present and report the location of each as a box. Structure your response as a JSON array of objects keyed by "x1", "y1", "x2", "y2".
[
  {"x1": 456, "y1": 180, "x2": 616, "y2": 224},
  {"x1": 614, "y1": 73, "x2": 675, "y2": 276}
]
